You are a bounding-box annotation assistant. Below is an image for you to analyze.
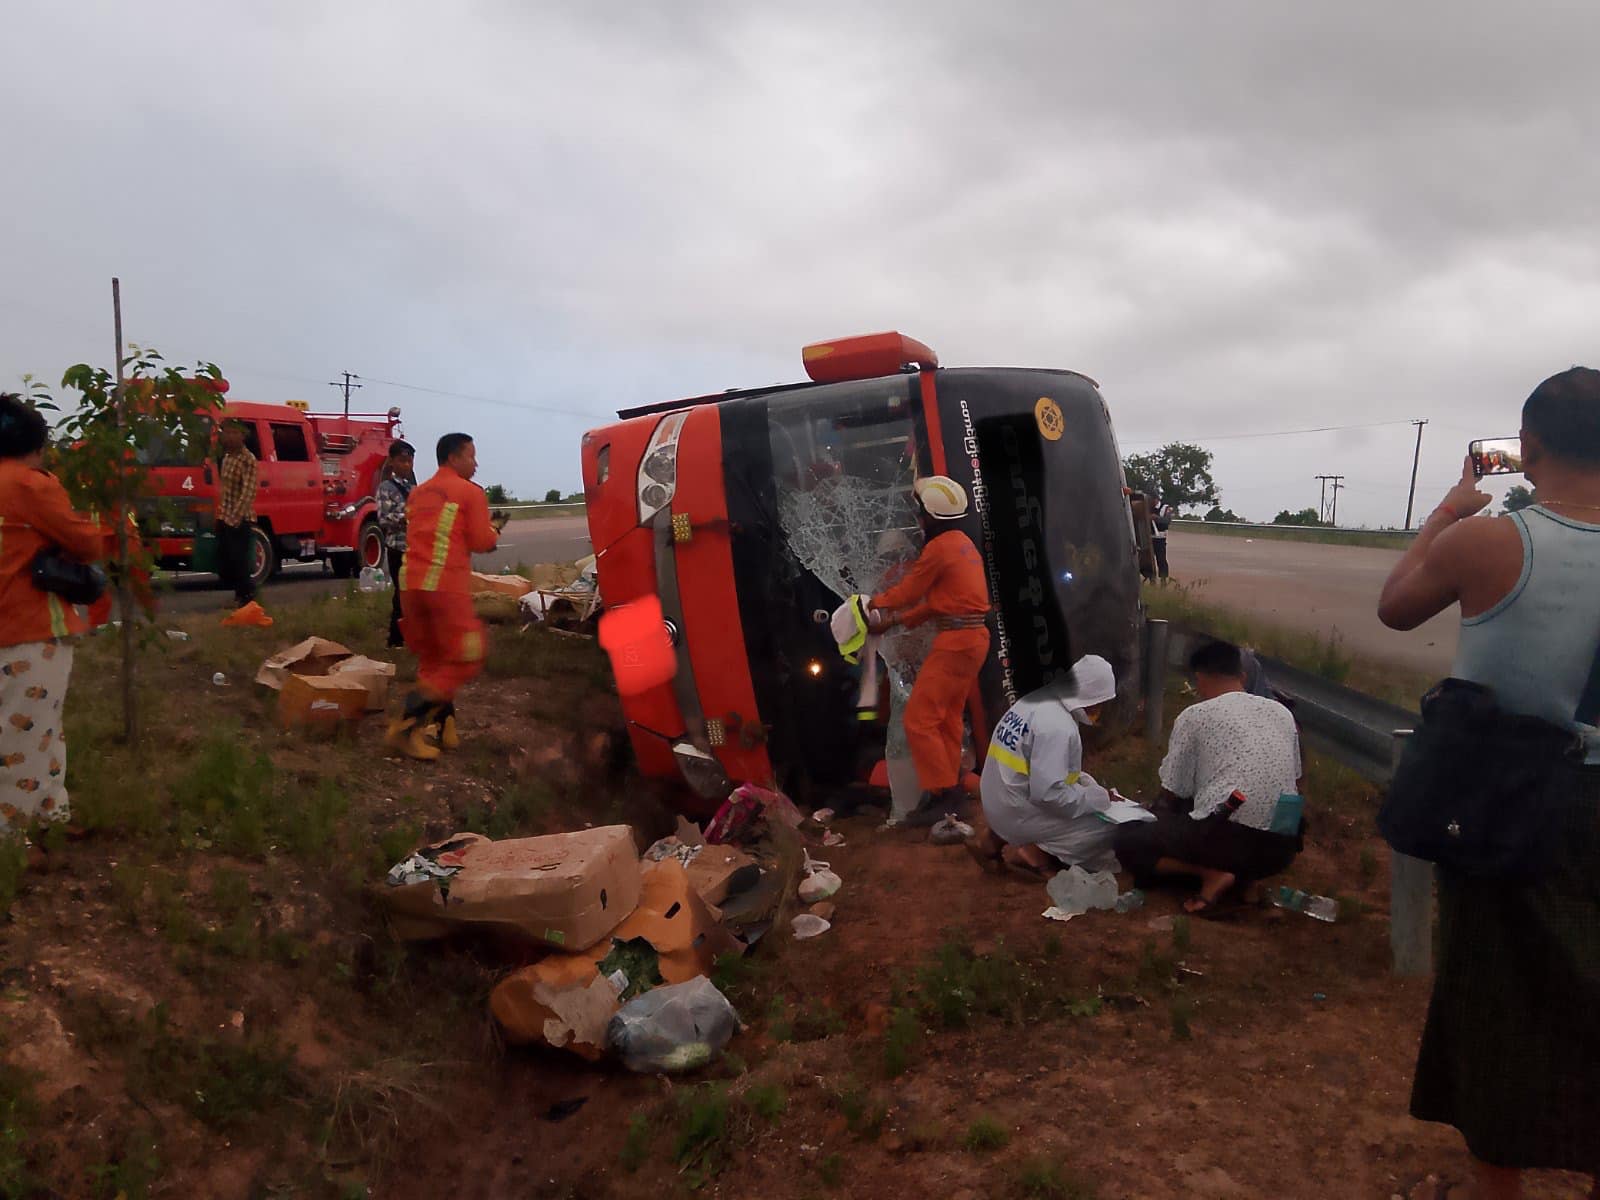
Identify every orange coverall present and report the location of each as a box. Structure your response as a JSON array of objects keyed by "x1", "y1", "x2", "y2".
[
  {"x1": 400, "y1": 465, "x2": 499, "y2": 702},
  {"x1": 871, "y1": 529, "x2": 991, "y2": 792}
]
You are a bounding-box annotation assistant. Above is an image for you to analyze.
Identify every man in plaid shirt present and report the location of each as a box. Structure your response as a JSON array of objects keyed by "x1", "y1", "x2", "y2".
[{"x1": 216, "y1": 420, "x2": 259, "y2": 607}]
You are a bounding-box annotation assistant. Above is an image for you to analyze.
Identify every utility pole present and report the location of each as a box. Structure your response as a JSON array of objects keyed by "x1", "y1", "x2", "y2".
[
  {"x1": 1403, "y1": 419, "x2": 1428, "y2": 529},
  {"x1": 1314, "y1": 474, "x2": 1337, "y2": 523},
  {"x1": 329, "y1": 370, "x2": 362, "y2": 418},
  {"x1": 1329, "y1": 476, "x2": 1346, "y2": 526}
]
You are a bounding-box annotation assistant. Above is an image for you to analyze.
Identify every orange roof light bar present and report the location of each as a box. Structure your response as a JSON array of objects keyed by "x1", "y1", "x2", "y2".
[{"x1": 801, "y1": 331, "x2": 939, "y2": 384}]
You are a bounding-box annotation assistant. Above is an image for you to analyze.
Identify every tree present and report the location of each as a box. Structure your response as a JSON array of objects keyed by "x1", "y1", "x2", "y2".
[
  {"x1": 1204, "y1": 506, "x2": 1243, "y2": 523},
  {"x1": 484, "y1": 483, "x2": 511, "y2": 505},
  {"x1": 543, "y1": 488, "x2": 562, "y2": 504},
  {"x1": 1273, "y1": 507, "x2": 1324, "y2": 526},
  {"x1": 41, "y1": 348, "x2": 225, "y2": 740},
  {"x1": 1503, "y1": 484, "x2": 1537, "y2": 512},
  {"x1": 1122, "y1": 442, "x2": 1219, "y2": 511}
]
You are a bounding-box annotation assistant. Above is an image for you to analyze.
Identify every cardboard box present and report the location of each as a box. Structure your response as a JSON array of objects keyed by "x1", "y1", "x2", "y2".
[
  {"x1": 489, "y1": 858, "x2": 743, "y2": 1055},
  {"x1": 685, "y1": 844, "x2": 758, "y2": 908},
  {"x1": 470, "y1": 571, "x2": 534, "y2": 599},
  {"x1": 381, "y1": 826, "x2": 641, "y2": 951},
  {"x1": 256, "y1": 637, "x2": 353, "y2": 690},
  {"x1": 277, "y1": 672, "x2": 369, "y2": 729},
  {"x1": 328, "y1": 655, "x2": 396, "y2": 711}
]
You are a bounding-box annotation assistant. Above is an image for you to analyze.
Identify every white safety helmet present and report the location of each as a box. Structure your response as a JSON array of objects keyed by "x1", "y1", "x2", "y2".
[
  {"x1": 1053, "y1": 654, "x2": 1117, "y2": 724},
  {"x1": 913, "y1": 475, "x2": 969, "y2": 521}
]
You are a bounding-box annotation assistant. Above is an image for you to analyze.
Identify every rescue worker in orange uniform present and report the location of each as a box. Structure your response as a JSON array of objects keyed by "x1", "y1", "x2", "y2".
[
  {"x1": 386, "y1": 432, "x2": 506, "y2": 760},
  {"x1": 868, "y1": 476, "x2": 991, "y2": 824}
]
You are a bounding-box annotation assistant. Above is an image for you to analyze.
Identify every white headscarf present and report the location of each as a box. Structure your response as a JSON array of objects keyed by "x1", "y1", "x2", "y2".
[{"x1": 1052, "y1": 654, "x2": 1117, "y2": 724}]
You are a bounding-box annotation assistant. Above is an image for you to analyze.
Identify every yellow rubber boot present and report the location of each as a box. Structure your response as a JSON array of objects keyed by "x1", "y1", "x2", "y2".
[
  {"x1": 433, "y1": 702, "x2": 461, "y2": 751},
  {"x1": 385, "y1": 695, "x2": 441, "y2": 762}
]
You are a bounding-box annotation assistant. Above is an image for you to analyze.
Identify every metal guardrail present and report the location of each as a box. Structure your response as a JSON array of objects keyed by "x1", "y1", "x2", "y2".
[
  {"x1": 495, "y1": 501, "x2": 587, "y2": 513},
  {"x1": 1156, "y1": 622, "x2": 1434, "y2": 975}
]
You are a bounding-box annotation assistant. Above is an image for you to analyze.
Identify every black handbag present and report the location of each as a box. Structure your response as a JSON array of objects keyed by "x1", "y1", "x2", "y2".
[
  {"x1": 31, "y1": 547, "x2": 109, "y2": 607},
  {"x1": 1378, "y1": 677, "x2": 1583, "y2": 880}
]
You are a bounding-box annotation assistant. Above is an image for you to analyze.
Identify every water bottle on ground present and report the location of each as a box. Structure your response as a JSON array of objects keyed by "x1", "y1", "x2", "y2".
[
  {"x1": 1271, "y1": 886, "x2": 1338, "y2": 923},
  {"x1": 1113, "y1": 888, "x2": 1145, "y2": 914},
  {"x1": 358, "y1": 566, "x2": 386, "y2": 592}
]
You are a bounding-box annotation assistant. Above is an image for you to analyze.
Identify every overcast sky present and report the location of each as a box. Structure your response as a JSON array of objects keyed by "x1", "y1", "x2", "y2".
[{"x1": 4, "y1": 1, "x2": 1596, "y2": 525}]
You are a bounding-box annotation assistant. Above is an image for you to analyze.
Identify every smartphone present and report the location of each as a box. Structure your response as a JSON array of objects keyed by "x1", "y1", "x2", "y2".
[{"x1": 1469, "y1": 437, "x2": 1523, "y2": 478}]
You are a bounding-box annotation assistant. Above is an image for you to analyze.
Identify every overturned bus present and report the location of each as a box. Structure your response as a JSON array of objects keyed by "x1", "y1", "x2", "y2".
[{"x1": 580, "y1": 332, "x2": 1144, "y2": 813}]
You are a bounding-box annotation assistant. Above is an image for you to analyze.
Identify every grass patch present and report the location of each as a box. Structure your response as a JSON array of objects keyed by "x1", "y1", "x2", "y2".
[
  {"x1": 744, "y1": 1083, "x2": 787, "y2": 1122},
  {"x1": 765, "y1": 995, "x2": 844, "y2": 1043},
  {"x1": 1169, "y1": 995, "x2": 1196, "y2": 1041},
  {"x1": 1172, "y1": 519, "x2": 1413, "y2": 551},
  {"x1": 619, "y1": 1111, "x2": 653, "y2": 1174},
  {"x1": 0, "y1": 1059, "x2": 40, "y2": 1199},
  {"x1": 0, "y1": 835, "x2": 26, "y2": 919},
  {"x1": 816, "y1": 1151, "x2": 845, "y2": 1188},
  {"x1": 1012, "y1": 1154, "x2": 1099, "y2": 1199},
  {"x1": 1142, "y1": 582, "x2": 1431, "y2": 705},
  {"x1": 963, "y1": 1114, "x2": 1011, "y2": 1153},
  {"x1": 881, "y1": 1006, "x2": 921, "y2": 1078},
  {"x1": 832, "y1": 1083, "x2": 888, "y2": 1140}
]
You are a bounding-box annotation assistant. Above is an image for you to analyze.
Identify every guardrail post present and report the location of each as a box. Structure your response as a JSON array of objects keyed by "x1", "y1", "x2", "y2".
[
  {"x1": 1143, "y1": 618, "x2": 1169, "y2": 742},
  {"x1": 1388, "y1": 729, "x2": 1434, "y2": 976}
]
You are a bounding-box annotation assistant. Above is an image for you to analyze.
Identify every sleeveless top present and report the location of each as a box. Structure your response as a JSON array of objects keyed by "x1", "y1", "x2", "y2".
[{"x1": 1452, "y1": 506, "x2": 1600, "y2": 763}]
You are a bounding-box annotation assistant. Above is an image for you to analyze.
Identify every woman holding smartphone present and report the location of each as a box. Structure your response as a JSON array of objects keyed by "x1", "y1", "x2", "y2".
[{"x1": 1378, "y1": 367, "x2": 1600, "y2": 1199}]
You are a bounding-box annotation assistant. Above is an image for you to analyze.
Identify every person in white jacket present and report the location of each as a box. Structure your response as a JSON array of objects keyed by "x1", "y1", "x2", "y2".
[{"x1": 968, "y1": 655, "x2": 1138, "y2": 878}]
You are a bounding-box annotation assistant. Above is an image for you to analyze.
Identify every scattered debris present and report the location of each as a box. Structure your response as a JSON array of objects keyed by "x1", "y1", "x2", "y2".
[
  {"x1": 607, "y1": 977, "x2": 741, "y2": 1074},
  {"x1": 381, "y1": 827, "x2": 641, "y2": 948},
  {"x1": 256, "y1": 636, "x2": 395, "y2": 715},
  {"x1": 822, "y1": 831, "x2": 847, "y2": 848},
  {"x1": 798, "y1": 854, "x2": 841, "y2": 904},
  {"x1": 165, "y1": 629, "x2": 189, "y2": 641},
  {"x1": 1044, "y1": 866, "x2": 1119, "y2": 918},
  {"x1": 211, "y1": 672, "x2": 228, "y2": 686},
  {"x1": 790, "y1": 914, "x2": 831, "y2": 940},
  {"x1": 928, "y1": 816, "x2": 974, "y2": 846}
]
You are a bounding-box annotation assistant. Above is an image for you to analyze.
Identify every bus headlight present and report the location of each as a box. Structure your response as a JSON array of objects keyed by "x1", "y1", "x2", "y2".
[{"x1": 637, "y1": 411, "x2": 689, "y2": 523}]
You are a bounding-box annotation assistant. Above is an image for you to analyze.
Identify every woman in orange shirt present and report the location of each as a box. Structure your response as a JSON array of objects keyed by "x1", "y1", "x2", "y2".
[{"x1": 0, "y1": 394, "x2": 103, "y2": 838}]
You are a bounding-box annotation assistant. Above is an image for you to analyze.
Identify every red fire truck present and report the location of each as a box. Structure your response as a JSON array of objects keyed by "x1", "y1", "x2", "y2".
[
  {"x1": 581, "y1": 332, "x2": 1144, "y2": 811},
  {"x1": 139, "y1": 388, "x2": 402, "y2": 590}
]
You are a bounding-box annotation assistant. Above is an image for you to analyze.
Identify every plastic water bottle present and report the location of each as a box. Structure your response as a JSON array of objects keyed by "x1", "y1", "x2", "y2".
[
  {"x1": 358, "y1": 566, "x2": 386, "y2": 592},
  {"x1": 1271, "y1": 886, "x2": 1338, "y2": 923},
  {"x1": 1114, "y1": 888, "x2": 1145, "y2": 914}
]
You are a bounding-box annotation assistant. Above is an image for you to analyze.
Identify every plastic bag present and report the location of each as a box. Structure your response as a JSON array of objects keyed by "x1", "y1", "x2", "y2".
[
  {"x1": 1045, "y1": 865, "x2": 1119, "y2": 917},
  {"x1": 798, "y1": 852, "x2": 841, "y2": 903},
  {"x1": 928, "y1": 817, "x2": 975, "y2": 846},
  {"x1": 606, "y1": 977, "x2": 741, "y2": 1074}
]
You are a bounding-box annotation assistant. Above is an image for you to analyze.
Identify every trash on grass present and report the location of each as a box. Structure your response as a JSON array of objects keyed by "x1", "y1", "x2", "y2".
[
  {"x1": 255, "y1": 637, "x2": 395, "y2": 711},
  {"x1": 811, "y1": 808, "x2": 836, "y2": 827},
  {"x1": 1044, "y1": 865, "x2": 1120, "y2": 918},
  {"x1": 277, "y1": 672, "x2": 369, "y2": 730},
  {"x1": 822, "y1": 830, "x2": 847, "y2": 848},
  {"x1": 928, "y1": 816, "x2": 974, "y2": 846},
  {"x1": 607, "y1": 976, "x2": 740, "y2": 1074},
  {"x1": 165, "y1": 629, "x2": 190, "y2": 642},
  {"x1": 791, "y1": 914, "x2": 831, "y2": 940},
  {"x1": 470, "y1": 571, "x2": 535, "y2": 598},
  {"x1": 381, "y1": 826, "x2": 641, "y2": 950},
  {"x1": 798, "y1": 853, "x2": 841, "y2": 904},
  {"x1": 211, "y1": 672, "x2": 228, "y2": 686},
  {"x1": 221, "y1": 600, "x2": 273, "y2": 628}
]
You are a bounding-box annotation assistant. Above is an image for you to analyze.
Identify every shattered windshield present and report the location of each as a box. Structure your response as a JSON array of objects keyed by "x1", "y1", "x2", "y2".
[{"x1": 768, "y1": 384, "x2": 935, "y2": 762}]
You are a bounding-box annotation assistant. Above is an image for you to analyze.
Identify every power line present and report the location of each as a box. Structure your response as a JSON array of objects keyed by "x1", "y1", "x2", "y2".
[
  {"x1": 358, "y1": 374, "x2": 597, "y2": 419},
  {"x1": 1121, "y1": 417, "x2": 1419, "y2": 446}
]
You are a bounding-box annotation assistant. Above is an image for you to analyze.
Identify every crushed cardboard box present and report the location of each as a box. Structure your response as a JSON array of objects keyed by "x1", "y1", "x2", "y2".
[
  {"x1": 471, "y1": 571, "x2": 535, "y2": 598},
  {"x1": 381, "y1": 826, "x2": 641, "y2": 951},
  {"x1": 278, "y1": 672, "x2": 370, "y2": 729},
  {"x1": 257, "y1": 637, "x2": 395, "y2": 713},
  {"x1": 490, "y1": 858, "x2": 743, "y2": 1054}
]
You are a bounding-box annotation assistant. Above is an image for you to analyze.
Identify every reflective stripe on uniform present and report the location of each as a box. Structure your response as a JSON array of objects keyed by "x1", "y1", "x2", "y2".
[
  {"x1": 461, "y1": 628, "x2": 484, "y2": 663},
  {"x1": 988, "y1": 742, "x2": 1029, "y2": 776},
  {"x1": 421, "y1": 502, "x2": 459, "y2": 592},
  {"x1": 47, "y1": 595, "x2": 67, "y2": 639},
  {"x1": 1065, "y1": 770, "x2": 1080, "y2": 785}
]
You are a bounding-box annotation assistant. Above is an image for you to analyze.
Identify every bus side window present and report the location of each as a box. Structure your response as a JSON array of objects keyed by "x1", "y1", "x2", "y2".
[{"x1": 271, "y1": 422, "x2": 311, "y2": 462}]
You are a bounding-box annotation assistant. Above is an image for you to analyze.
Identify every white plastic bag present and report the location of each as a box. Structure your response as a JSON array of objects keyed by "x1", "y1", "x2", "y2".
[
  {"x1": 798, "y1": 852, "x2": 841, "y2": 903},
  {"x1": 606, "y1": 977, "x2": 741, "y2": 1074},
  {"x1": 1045, "y1": 865, "x2": 1119, "y2": 917}
]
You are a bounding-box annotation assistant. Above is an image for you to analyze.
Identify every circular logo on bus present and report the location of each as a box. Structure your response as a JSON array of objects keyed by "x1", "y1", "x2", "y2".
[{"x1": 1035, "y1": 397, "x2": 1064, "y2": 441}]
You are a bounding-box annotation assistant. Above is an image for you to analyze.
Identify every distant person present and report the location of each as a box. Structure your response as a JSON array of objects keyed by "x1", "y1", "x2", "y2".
[
  {"x1": 1377, "y1": 367, "x2": 1600, "y2": 1197},
  {"x1": 1151, "y1": 495, "x2": 1175, "y2": 581},
  {"x1": 1113, "y1": 639, "x2": 1305, "y2": 915},
  {"x1": 867, "y1": 476, "x2": 990, "y2": 826},
  {"x1": 388, "y1": 433, "x2": 505, "y2": 760},
  {"x1": 968, "y1": 655, "x2": 1130, "y2": 877},
  {"x1": 215, "y1": 419, "x2": 260, "y2": 610},
  {"x1": 375, "y1": 439, "x2": 416, "y2": 648},
  {"x1": 0, "y1": 394, "x2": 102, "y2": 844}
]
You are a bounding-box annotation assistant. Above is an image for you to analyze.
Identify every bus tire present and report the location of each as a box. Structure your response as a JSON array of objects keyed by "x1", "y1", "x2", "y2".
[{"x1": 248, "y1": 525, "x2": 277, "y2": 591}]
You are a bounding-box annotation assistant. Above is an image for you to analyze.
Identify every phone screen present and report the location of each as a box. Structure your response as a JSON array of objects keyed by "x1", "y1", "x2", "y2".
[{"x1": 1470, "y1": 437, "x2": 1523, "y2": 478}]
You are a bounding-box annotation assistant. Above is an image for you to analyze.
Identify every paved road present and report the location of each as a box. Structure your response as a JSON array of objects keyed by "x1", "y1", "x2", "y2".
[
  {"x1": 158, "y1": 516, "x2": 594, "y2": 614},
  {"x1": 1169, "y1": 530, "x2": 1457, "y2": 676}
]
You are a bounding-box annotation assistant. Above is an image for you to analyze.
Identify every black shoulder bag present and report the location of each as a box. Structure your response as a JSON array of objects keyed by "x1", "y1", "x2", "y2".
[
  {"x1": 31, "y1": 547, "x2": 109, "y2": 607},
  {"x1": 1377, "y1": 677, "x2": 1586, "y2": 881}
]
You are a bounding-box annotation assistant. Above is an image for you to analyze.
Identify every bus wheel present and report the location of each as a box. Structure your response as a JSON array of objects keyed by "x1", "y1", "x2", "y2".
[{"x1": 248, "y1": 526, "x2": 278, "y2": 591}]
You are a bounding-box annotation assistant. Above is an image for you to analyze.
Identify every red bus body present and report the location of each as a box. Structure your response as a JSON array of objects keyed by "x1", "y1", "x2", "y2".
[{"x1": 582, "y1": 335, "x2": 1143, "y2": 813}]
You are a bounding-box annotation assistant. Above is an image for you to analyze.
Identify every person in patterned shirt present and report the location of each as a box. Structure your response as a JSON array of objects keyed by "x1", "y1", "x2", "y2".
[
  {"x1": 375, "y1": 440, "x2": 415, "y2": 648},
  {"x1": 1113, "y1": 638, "x2": 1305, "y2": 915},
  {"x1": 215, "y1": 420, "x2": 259, "y2": 608}
]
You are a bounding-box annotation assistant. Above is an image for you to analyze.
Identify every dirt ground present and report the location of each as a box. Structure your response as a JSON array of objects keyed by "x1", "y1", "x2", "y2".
[{"x1": 1, "y1": 592, "x2": 1593, "y2": 1199}]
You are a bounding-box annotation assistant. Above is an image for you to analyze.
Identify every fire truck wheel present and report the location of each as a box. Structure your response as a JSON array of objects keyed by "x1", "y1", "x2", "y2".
[
  {"x1": 248, "y1": 526, "x2": 278, "y2": 590},
  {"x1": 357, "y1": 518, "x2": 384, "y2": 571}
]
